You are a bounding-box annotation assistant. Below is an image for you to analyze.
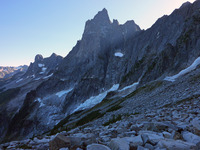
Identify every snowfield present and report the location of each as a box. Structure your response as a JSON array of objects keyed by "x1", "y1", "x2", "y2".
[
  {"x1": 119, "y1": 82, "x2": 139, "y2": 92},
  {"x1": 73, "y1": 84, "x2": 119, "y2": 112},
  {"x1": 38, "y1": 64, "x2": 45, "y2": 67},
  {"x1": 56, "y1": 88, "x2": 73, "y2": 98},
  {"x1": 43, "y1": 73, "x2": 53, "y2": 79},
  {"x1": 164, "y1": 57, "x2": 200, "y2": 82}
]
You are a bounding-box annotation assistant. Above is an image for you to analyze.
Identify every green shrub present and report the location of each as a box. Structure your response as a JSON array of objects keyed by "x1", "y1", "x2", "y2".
[
  {"x1": 103, "y1": 114, "x2": 122, "y2": 126},
  {"x1": 76, "y1": 110, "x2": 104, "y2": 126},
  {"x1": 107, "y1": 104, "x2": 122, "y2": 112}
]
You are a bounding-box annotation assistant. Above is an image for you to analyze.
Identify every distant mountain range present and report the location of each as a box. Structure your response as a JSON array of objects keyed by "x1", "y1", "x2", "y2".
[
  {"x1": 1, "y1": 1, "x2": 200, "y2": 147},
  {"x1": 0, "y1": 65, "x2": 28, "y2": 79}
]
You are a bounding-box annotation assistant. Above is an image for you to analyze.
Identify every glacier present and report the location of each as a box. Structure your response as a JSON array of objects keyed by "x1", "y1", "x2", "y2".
[{"x1": 73, "y1": 84, "x2": 119, "y2": 113}]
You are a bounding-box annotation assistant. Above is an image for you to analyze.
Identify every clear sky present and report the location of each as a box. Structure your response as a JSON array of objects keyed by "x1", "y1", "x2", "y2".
[{"x1": 0, "y1": 0, "x2": 196, "y2": 66}]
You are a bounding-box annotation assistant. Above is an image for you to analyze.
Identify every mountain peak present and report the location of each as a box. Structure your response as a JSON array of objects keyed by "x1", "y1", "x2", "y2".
[
  {"x1": 94, "y1": 8, "x2": 109, "y2": 19},
  {"x1": 83, "y1": 8, "x2": 111, "y2": 36},
  {"x1": 180, "y1": 1, "x2": 191, "y2": 9},
  {"x1": 92, "y1": 8, "x2": 111, "y2": 25},
  {"x1": 50, "y1": 53, "x2": 57, "y2": 58},
  {"x1": 34, "y1": 54, "x2": 43, "y2": 62}
]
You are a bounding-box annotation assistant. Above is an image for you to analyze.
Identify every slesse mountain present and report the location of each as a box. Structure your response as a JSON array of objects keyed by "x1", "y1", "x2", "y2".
[{"x1": 1, "y1": 0, "x2": 200, "y2": 143}]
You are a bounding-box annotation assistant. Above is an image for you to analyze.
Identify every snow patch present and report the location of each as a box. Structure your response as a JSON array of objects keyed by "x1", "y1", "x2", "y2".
[
  {"x1": 35, "y1": 98, "x2": 45, "y2": 107},
  {"x1": 16, "y1": 78, "x2": 23, "y2": 83},
  {"x1": 38, "y1": 64, "x2": 45, "y2": 67},
  {"x1": 34, "y1": 78, "x2": 41, "y2": 81},
  {"x1": 115, "y1": 52, "x2": 124, "y2": 57},
  {"x1": 73, "y1": 84, "x2": 119, "y2": 113},
  {"x1": 43, "y1": 73, "x2": 53, "y2": 79},
  {"x1": 119, "y1": 82, "x2": 139, "y2": 92},
  {"x1": 39, "y1": 72, "x2": 44, "y2": 74},
  {"x1": 164, "y1": 57, "x2": 200, "y2": 82},
  {"x1": 56, "y1": 88, "x2": 73, "y2": 98},
  {"x1": 109, "y1": 84, "x2": 120, "y2": 92},
  {"x1": 42, "y1": 67, "x2": 47, "y2": 72}
]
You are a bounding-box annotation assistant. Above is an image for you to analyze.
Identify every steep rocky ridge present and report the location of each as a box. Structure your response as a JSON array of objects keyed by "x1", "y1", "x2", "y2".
[{"x1": 0, "y1": 53, "x2": 63, "y2": 143}]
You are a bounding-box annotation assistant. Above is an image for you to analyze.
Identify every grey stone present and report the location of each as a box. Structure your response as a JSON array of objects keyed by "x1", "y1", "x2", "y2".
[
  {"x1": 109, "y1": 138, "x2": 129, "y2": 150},
  {"x1": 49, "y1": 134, "x2": 71, "y2": 150},
  {"x1": 144, "y1": 143, "x2": 154, "y2": 150},
  {"x1": 182, "y1": 131, "x2": 200, "y2": 144},
  {"x1": 157, "y1": 139, "x2": 196, "y2": 150},
  {"x1": 137, "y1": 145, "x2": 148, "y2": 150},
  {"x1": 139, "y1": 131, "x2": 164, "y2": 144},
  {"x1": 162, "y1": 131, "x2": 171, "y2": 138},
  {"x1": 87, "y1": 143, "x2": 111, "y2": 150},
  {"x1": 123, "y1": 135, "x2": 143, "y2": 146}
]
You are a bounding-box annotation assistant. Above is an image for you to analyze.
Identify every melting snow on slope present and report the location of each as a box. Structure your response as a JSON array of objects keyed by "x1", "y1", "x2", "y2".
[
  {"x1": 164, "y1": 57, "x2": 200, "y2": 82},
  {"x1": 119, "y1": 82, "x2": 139, "y2": 92},
  {"x1": 73, "y1": 84, "x2": 119, "y2": 112},
  {"x1": 35, "y1": 98, "x2": 45, "y2": 107},
  {"x1": 114, "y1": 52, "x2": 124, "y2": 57},
  {"x1": 42, "y1": 67, "x2": 47, "y2": 72},
  {"x1": 43, "y1": 73, "x2": 53, "y2": 79},
  {"x1": 56, "y1": 88, "x2": 73, "y2": 98},
  {"x1": 34, "y1": 78, "x2": 41, "y2": 81},
  {"x1": 16, "y1": 78, "x2": 23, "y2": 83},
  {"x1": 38, "y1": 64, "x2": 45, "y2": 67},
  {"x1": 31, "y1": 74, "x2": 35, "y2": 78}
]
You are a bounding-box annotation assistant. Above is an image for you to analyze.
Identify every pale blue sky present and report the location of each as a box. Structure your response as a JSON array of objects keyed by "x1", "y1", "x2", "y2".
[{"x1": 0, "y1": 0, "x2": 195, "y2": 66}]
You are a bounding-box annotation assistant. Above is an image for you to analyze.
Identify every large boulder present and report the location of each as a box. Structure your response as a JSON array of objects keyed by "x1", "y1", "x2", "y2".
[
  {"x1": 49, "y1": 134, "x2": 71, "y2": 150},
  {"x1": 139, "y1": 131, "x2": 164, "y2": 144},
  {"x1": 191, "y1": 118, "x2": 200, "y2": 135},
  {"x1": 123, "y1": 135, "x2": 143, "y2": 146},
  {"x1": 157, "y1": 139, "x2": 196, "y2": 150},
  {"x1": 182, "y1": 131, "x2": 200, "y2": 144},
  {"x1": 109, "y1": 138, "x2": 129, "y2": 150},
  {"x1": 87, "y1": 143, "x2": 111, "y2": 150}
]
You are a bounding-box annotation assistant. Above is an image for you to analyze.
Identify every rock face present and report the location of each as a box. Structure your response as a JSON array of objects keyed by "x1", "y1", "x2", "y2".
[
  {"x1": 49, "y1": 134, "x2": 71, "y2": 150},
  {"x1": 87, "y1": 143, "x2": 111, "y2": 150},
  {"x1": 0, "y1": 53, "x2": 63, "y2": 143},
  {"x1": 1, "y1": 0, "x2": 200, "y2": 144},
  {"x1": 24, "y1": 53, "x2": 63, "y2": 78}
]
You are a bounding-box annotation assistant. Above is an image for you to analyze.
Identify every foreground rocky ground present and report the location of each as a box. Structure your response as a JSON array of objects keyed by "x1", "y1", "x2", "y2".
[{"x1": 0, "y1": 94, "x2": 199, "y2": 150}]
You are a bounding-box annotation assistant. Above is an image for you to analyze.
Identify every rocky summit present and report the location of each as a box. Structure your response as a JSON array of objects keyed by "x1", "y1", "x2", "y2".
[{"x1": 1, "y1": 0, "x2": 200, "y2": 150}]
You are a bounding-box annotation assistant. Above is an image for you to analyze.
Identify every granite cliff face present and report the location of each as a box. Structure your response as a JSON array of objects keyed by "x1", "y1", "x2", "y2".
[{"x1": 1, "y1": 0, "x2": 200, "y2": 144}]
